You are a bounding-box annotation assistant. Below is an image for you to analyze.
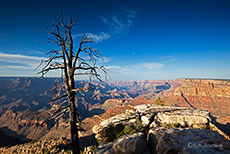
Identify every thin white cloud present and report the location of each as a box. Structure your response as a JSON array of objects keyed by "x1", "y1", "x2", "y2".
[
  {"x1": 86, "y1": 32, "x2": 111, "y2": 42},
  {"x1": 0, "y1": 52, "x2": 62, "y2": 77},
  {"x1": 124, "y1": 9, "x2": 137, "y2": 18},
  {"x1": 75, "y1": 9, "x2": 137, "y2": 42},
  {"x1": 107, "y1": 62, "x2": 164, "y2": 72},
  {"x1": 0, "y1": 52, "x2": 44, "y2": 67},
  {"x1": 72, "y1": 33, "x2": 83, "y2": 39},
  {"x1": 0, "y1": 52, "x2": 110, "y2": 77},
  {"x1": 105, "y1": 62, "x2": 164, "y2": 80},
  {"x1": 0, "y1": 53, "x2": 165, "y2": 80},
  {"x1": 159, "y1": 56, "x2": 177, "y2": 62},
  {"x1": 101, "y1": 9, "x2": 136, "y2": 35},
  {"x1": 135, "y1": 62, "x2": 164, "y2": 70},
  {"x1": 7, "y1": 66, "x2": 34, "y2": 69},
  {"x1": 74, "y1": 54, "x2": 111, "y2": 64},
  {"x1": 100, "y1": 16, "x2": 108, "y2": 24},
  {"x1": 99, "y1": 57, "x2": 111, "y2": 63},
  {"x1": 73, "y1": 32, "x2": 111, "y2": 42},
  {"x1": 106, "y1": 66, "x2": 121, "y2": 69},
  {"x1": 111, "y1": 16, "x2": 124, "y2": 33}
]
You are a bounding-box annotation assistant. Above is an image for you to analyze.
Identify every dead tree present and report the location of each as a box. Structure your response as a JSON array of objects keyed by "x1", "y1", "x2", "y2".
[{"x1": 36, "y1": 14, "x2": 108, "y2": 154}]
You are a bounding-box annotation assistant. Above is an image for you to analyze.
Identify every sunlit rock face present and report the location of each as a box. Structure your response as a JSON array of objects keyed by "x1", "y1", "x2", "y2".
[
  {"x1": 0, "y1": 137, "x2": 71, "y2": 153},
  {"x1": 92, "y1": 104, "x2": 230, "y2": 154},
  {"x1": 93, "y1": 104, "x2": 211, "y2": 142},
  {"x1": 155, "y1": 109, "x2": 210, "y2": 129},
  {"x1": 173, "y1": 79, "x2": 230, "y2": 97},
  {"x1": 107, "y1": 79, "x2": 230, "y2": 136},
  {"x1": 162, "y1": 79, "x2": 230, "y2": 136},
  {"x1": 148, "y1": 127, "x2": 230, "y2": 154}
]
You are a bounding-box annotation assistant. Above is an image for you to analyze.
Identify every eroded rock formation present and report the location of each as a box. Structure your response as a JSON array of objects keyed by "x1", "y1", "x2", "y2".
[
  {"x1": 163, "y1": 79, "x2": 230, "y2": 136},
  {"x1": 93, "y1": 104, "x2": 230, "y2": 154}
]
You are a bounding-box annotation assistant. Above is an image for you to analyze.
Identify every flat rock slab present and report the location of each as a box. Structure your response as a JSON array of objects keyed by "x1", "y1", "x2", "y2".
[
  {"x1": 95, "y1": 132, "x2": 147, "y2": 154},
  {"x1": 148, "y1": 127, "x2": 230, "y2": 154}
]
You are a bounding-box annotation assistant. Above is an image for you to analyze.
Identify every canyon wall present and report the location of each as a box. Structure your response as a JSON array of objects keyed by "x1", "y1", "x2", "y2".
[
  {"x1": 163, "y1": 79, "x2": 230, "y2": 136},
  {"x1": 0, "y1": 77, "x2": 229, "y2": 145}
]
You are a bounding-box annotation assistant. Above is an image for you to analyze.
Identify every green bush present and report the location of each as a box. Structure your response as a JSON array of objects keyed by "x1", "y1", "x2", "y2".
[
  {"x1": 98, "y1": 113, "x2": 145, "y2": 144},
  {"x1": 156, "y1": 98, "x2": 165, "y2": 106},
  {"x1": 115, "y1": 116, "x2": 144, "y2": 139},
  {"x1": 99, "y1": 123, "x2": 124, "y2": 143},
  {"x1": 171, "y1": 123, "x2": 180, "y2": 128},
  {"x1": 116, "y1": 125, "x2": 137, "y2": 139},
  {"x1": 43, "y1": 149, "x2": 51, "y2": 154},
  {"x1": 97, "y1": 138, "x2": 102, "y2": 144},
  {"x1": 161, "y1": 122, "x2": 181, "y2": 128}
]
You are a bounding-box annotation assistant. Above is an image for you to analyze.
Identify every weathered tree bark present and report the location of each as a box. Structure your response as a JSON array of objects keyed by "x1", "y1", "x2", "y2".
[
  {"x1": 69, "y1": 92, "x2": 79, "y2": 154},
  {"x1": 68, "y1": 74, "x2": 80, "y2": 154},
  {"x1": 37, "y1": 13, "x2": 109, "y2": 154}
]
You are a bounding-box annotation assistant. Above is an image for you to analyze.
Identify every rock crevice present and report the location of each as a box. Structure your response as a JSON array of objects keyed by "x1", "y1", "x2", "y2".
[{"x1": 92, "y1": 104, "x2": 230, "y2": 154}]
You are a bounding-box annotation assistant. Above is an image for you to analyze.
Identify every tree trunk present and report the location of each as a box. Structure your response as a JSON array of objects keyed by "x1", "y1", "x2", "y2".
[{"x1": 69, "y1": 77, "x2": 80, "y2": 154}]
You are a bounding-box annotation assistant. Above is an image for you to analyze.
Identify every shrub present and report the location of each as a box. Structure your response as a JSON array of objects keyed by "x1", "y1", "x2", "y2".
[
  {"x1": 115, "y1": 116, "x2": 144, "y2": 139},
  {"x1": 116, "y1": 125, "x2": 137, "y2": 139},
  {"x1": 96, "y1": 138, "x2": 102, "y2": 144},
  {"x1": 156, "y1": 98, "x2": 165, "y2": 106}
]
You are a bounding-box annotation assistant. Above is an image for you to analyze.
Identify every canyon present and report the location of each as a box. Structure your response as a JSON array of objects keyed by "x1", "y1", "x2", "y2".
[{"x1": 0, "y1": 77, "x2": 229, "y2": 151}]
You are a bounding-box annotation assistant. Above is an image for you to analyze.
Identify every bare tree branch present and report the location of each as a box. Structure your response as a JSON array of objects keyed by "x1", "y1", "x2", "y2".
[
  {"x1": 71, "y1": 87, "x2": 94, "y2": 92},
  {"x1": 49, "y1": 94, "x2": 68, "y2": 103},
  {"x1": 37, "y1": 12, "x2": 109, "y2": 154}
]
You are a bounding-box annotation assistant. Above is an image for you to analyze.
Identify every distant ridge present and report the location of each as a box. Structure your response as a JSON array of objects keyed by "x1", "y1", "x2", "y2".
[{"x1": 181, "y1": 78, "x2": 230, "y2": 81}]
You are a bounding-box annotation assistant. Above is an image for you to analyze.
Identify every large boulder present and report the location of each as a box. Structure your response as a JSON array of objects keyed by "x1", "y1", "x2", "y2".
[
  {"x1": 93, "y1": 104, "x2": 212, "y2": 143},
  {"x1": 148, "y1": 127, "x2": 230, "y2": 154},
  {"x1": 93, "y1": 104, "x2": 230, "y2": 154},
  {"x1": 155, "y1": 109, "x2": 210, "y2": 128},
  {"x1": 95, "y1": 132, "x2": 147, "y2": 154},
  {"x1": 113, "y1": 132, "x2": 147, "y2": 154},
  {"x1": 95, "y1": 142, "x2": 114, "y2": 154}
]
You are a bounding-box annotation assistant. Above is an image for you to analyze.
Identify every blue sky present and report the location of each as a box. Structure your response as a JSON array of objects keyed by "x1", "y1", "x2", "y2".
[{"x1": 0, "y1": 0, "x2": 230, "y2": 80}]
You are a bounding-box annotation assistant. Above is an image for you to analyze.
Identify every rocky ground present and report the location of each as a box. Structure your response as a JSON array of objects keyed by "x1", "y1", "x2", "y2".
[
  {"x1": 93, "y1": 104, "x2": 230, "y2": 154},
  {"x1": 1, "y1": 104, "x2": 230, "y2": 154},
  {"x1": 0, "y1": 138, "x2": 71, "y2": 154}
]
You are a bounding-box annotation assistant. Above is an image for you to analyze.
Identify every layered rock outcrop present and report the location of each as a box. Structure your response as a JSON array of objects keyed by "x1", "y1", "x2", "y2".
[
  {"x1": 163, "y1": 79, "x2": 230, "y2": 136},
  {"x1": 174, "y1": 79, "x2": 230, "y2": 97},
  {"x1": 1, "y1": 77, "x2": 230, "y2": 151},
  {"x1": 93, "y1": 104, "x2": 230, "y2": 154}
]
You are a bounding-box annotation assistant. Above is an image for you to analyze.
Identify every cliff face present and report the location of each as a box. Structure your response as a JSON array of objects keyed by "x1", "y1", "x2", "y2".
[
  {"x1": 162, "y1": 79, "x2": 230, "y2": 137},
  {"x1": 167, "y1": 79, "x2": 230, "y2": 112},
  {"x1": 0, "y1": 77, "x2": 53, "y2": 113},
  {"x1": 107, "y1": 79, "x2": 230, "y2": 136},
  {"x1": 0, "y1": 77, "x2": 132, "y2": 141},
  {"x1": 173, "y1": 79, "x2": 230, "y2": 97},
  {"x1": 0, "y1": 110, "x2": 49, "y2": 141},
  {"x1": 93, "y1": 104, "x2": 230, "y2": 154},
  {"x1": 1, "y1": 77, "x2": 230, "y2": 148}
]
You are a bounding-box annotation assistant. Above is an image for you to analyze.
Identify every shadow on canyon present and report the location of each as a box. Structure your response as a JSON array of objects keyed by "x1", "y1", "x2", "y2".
[
  {"x1": 53, "y1": 134, "x2": 97, "y2": 152},
  {"x1": 0, "y1": 127, "x2": 32, "y2": 147},
  {"x1": 210, "y1": 115, "x2": 230, "y2": 137}
]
